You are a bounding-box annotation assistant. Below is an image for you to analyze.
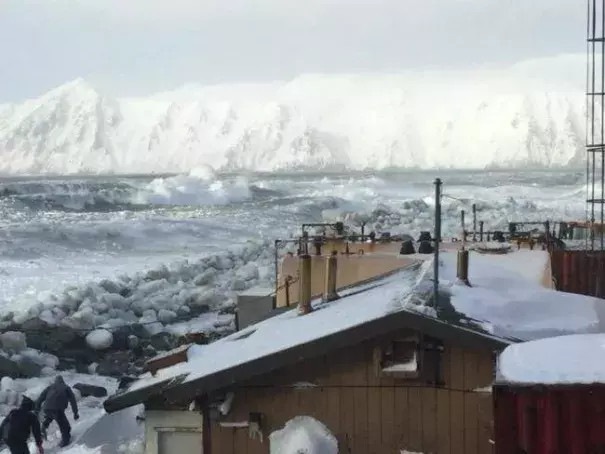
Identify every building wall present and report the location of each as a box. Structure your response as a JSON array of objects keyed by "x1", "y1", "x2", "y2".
[
  {"x1": 145, "y1": 410, "x2": 204, "y2": 454},
  {"x1": 210, "y1": 334, "x2": 495, "y2": 454},
  {"x1": 276, "y1": 252, "x2": 417, "y2": 307}
]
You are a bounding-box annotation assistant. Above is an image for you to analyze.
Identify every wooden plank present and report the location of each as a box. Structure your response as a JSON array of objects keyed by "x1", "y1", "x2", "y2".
[
  {"x1": 352, "y1": 344, "x2": 369, "y2": 453},
  {"x1": 366, "y1": 341, "x2": 383, "y2": 454},
  {"x1": 477, "y1": 393, "x2": 494, "y2": 454},
  {"x1": 463, "y1": 350, "x2": 479, "y2": 454},
  {"x1": 394, "y1": 385, "x2": 409, "y2": 451},
  {"x1": 324, "y1": 350, "x2": 343, "y2": 437},
  {"x1": 407, "y1": 386, "x2": 424, "y2": 452},
  {"x1": 449, "y1": 346, "x2": 466, "y2": 454},
  {"x1": 436, "y1": 389, "x2": 452, "y2": 454},
  {"x1": 211, "y1": 424, "x2": 236, "y2": 454},
  {"x1": 338, "y1": 347, "x2": 360, "y2": 452},
  {"x1": 421, "y1": 386, "x2": 438, "y2": 454},
  {"x1": 246, "y1": 388, "x2": 268, "y2": 454},
  {"x1": 381, "y1": 385, "x2": 396, "y2": 453}
]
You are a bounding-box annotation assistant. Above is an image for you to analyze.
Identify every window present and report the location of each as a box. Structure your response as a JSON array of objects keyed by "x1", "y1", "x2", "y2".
[
  {"x1": 156, "y1": 427, "x2": 203, "y2": 454},
  {"x1": 374, "y1": 334, "x2": 445, "y2": 384},
  {"x1": 380, "y1": 336, "x2": 421, "y2": 379}
]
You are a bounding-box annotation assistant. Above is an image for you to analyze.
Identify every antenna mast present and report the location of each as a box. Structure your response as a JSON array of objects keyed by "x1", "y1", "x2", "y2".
[{"x1": 587, "y1": 0, "x2": 605, "y2": 250}]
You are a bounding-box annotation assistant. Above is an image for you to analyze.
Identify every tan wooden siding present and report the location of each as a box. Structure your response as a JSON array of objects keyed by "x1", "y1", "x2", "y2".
[{"x1": 210, "y1": 335, "x2": 496, "y2": 454}]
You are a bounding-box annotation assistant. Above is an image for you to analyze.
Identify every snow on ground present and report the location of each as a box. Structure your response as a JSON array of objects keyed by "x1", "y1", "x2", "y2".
[
  {"x1": 0, "y1": 373, "x2": 124, "y2": 454},
  {"x1": 269, "y1": 416, "x2": 338, "y2": 454},
  {"x1": 436, "y1": 250, "x2": 605, "y2": 340},
  {"x1": 126, "y1": 260, "x2": 431, "y2": 393},
  {"x1": 497, "y1": 333, "x2": 605, "y2": 385}
]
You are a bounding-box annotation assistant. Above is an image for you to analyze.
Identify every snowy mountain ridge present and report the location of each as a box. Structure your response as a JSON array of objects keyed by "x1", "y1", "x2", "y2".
[{"x1": 0, "y1": 55, "x2": 591, "y2": 174}]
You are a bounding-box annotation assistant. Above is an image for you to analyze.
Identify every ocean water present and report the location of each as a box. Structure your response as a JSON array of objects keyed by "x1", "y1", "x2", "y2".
[{"x1": 0, "y1": 168, "x2": 587, "y2": 318}]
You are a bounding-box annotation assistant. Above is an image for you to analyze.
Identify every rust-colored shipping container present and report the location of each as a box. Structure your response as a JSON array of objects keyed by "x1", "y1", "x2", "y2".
[
  {"x1": 493, "y1": 384, "x2": 605, "y2": 454},
  {"x1": 550, "y1": 250, "x2": 605, "y2": 297}
]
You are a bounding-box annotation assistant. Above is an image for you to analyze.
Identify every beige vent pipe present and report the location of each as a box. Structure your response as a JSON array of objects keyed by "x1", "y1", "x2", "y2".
[
  {"x1": 297, "y1": 254, "x2": 313, "y2": 315},
  {"x1": 323, "y1": 251, "x2": 340, "y2": 303},
  {"x1": 456, "y1": 249, "x2": 471, "y2": 286}
]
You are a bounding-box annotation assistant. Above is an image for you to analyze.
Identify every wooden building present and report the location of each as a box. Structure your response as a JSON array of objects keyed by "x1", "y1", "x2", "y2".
[
  {"x1": 103, "y1": 253, "x2": 517, "y2": 454},
  {"x1": 103, "y1": 238, "x2": 601, "y2": 454}
]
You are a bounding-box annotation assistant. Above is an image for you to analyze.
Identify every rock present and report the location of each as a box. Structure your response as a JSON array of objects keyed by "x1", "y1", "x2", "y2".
[
  {"x1": 0, "y1": 356, "x2": 21, "y2": 379},
  {"x1": 98, "y1": 279, "x2": 124, "y2": 294},
  {"x1": 73, "y1": 383, "x2": 108, "y2": 398},
  {"x1": 177, "y1": 305, "x2": 191, "y2": 317},
  {"x1": 14, "y1": 356, "x2": 42, "y2": 378},
  {"x1": 127, "y1": 335, "x2": 139, "y2": 349},
  {"x1": 230, "y1": 279, "x2": 247, "y2": 291},
  {"x1": 96, "y1": 351, "x2": 133, "y2": 377},
  {"x1": 142, "y1": 322, "x2": 164, "y2": 338},
  {"x1": 85, "y1": 329, "x2": 114, "y2": 350},
  {"x1": 118, "y1": 376, "x2": 138, "y2": 390},
  {"x1": 111, "y1": 326, "x2": 134, "y2": 350},
  {"x1": 149, "y1": 332, "x2": 174, "y2": 352},
  {"x1": 193, "y1": 269, "x2": 217, "y2": 286},
  {"x1": 142, "y1": 345, "x2": 156, "y2": 357},
  {"x1": 0, "y1": 332, "x2": 27, "y2": 353},
  {"x1": 157, "y1": 309, "x2": 177, "y2": 324}
]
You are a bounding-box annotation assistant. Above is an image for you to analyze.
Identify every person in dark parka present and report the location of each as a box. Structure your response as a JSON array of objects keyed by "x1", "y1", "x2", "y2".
[
  {"x1": 0, "y1": 396, "x2": 44, "y2": 454},
  {"x1": 35, "y1": 376, "x2": 79, "y2": 448}
]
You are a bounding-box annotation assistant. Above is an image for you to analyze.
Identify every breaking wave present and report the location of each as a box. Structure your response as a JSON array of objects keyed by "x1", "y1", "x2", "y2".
[{"x1": 0, "y1": 168, "x2": 281, "y2": 213}]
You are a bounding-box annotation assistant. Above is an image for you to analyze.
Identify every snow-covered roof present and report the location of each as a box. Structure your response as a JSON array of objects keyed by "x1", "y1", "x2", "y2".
[
  {"x1": 104, "y1": 247, "x2": 605, "y2": 412},
  {"x1": 496, "y1": 334, "x2": 605, "y2": 385},
  {"x1": 114, "y1": 260, "x2": 436, "y2": 395},
  {"x1": 438, "y1": 249, "x2": 604, "y2": 341}
]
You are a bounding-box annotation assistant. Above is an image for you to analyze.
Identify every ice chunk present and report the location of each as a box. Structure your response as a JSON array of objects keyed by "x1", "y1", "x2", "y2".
[
  {"x1": 86, "y1": 329, "x2": 114, "y2": 351},
  {"x1": 269, "y1": 416, "x2": 338, "y2": 454},
  {"x1": 0, "y1": 332, "x2": 27, "y2": 353}
]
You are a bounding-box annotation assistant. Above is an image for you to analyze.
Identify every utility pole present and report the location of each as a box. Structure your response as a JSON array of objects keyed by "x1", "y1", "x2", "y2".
[{"x1": 433, "y1": 178, "x2": 442, "y2": 307}]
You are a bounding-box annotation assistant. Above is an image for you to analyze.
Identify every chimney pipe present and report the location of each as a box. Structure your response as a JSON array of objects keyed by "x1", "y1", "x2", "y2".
[
  {"x1": 456, "y1": 249, "x2": 471, "y2": 286},
  {"x1": 297, "y1": 254, "x2": 313, "y2": 315},
  {"x1": 323, "y1": 251, "x2": 340, "y2": 303}
]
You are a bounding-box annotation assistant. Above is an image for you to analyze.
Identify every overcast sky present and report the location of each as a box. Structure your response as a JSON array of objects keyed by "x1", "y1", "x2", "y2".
[{"x1": 0, "y1": 0, "x2": 585, "y2": 102}]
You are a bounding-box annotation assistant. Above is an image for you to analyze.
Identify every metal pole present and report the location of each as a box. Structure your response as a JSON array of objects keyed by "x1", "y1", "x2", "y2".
[
  {"x1": 434, "y1": 178, "x2": 442, "y2": 307},
  {"x1": 472, "y1": 203, "x2": 477, "y2": 242},
  {"x1": 274, "y1": 240, "x2": 279, "y2": 292}
]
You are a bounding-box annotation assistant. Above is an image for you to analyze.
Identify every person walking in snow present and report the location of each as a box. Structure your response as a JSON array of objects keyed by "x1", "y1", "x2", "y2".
[
  {"x1": 0, "y1": 396, "x2": 44, "y2": 454},
  {"x1": 35, "y1": 376, "x2": 79, "y2": 448}
]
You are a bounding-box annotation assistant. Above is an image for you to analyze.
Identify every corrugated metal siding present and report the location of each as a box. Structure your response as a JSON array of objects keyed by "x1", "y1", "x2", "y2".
[
  {"x1": 493, "y1": 385, "x2": 605, "y2": 454},
  {"x1": 550, "y1": 250, "x2": 605, "y2": 297}
]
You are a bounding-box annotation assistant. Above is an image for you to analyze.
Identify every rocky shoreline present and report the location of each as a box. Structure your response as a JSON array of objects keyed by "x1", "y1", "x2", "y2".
[{"x1": 0, "y1": 241, "x2": 282, "y2": 380}]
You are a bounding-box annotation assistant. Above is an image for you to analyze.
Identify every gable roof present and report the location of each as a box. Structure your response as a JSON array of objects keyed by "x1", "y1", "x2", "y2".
[
  {"x1": 104, "y1": 259, "x2": 510, "y2": 413},
  {"x1": 104, "y1": 247, "x2": 605, "y2": 413}
]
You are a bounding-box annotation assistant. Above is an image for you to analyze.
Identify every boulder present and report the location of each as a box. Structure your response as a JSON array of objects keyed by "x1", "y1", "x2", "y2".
[
  {"x1": 0, "y1": 356, "x2": 20, "y2": 378},
  {"x1": 149, "y1": 332, "x2": 174, "y2": 352},
  {"x1": 157, "y1": 309, "x2": 177, "y2": 324},
  {"x1": 14, "y1": 356, "x2": 42, "y2": 378},
  {"x1": 73, "y1": 383, "x2": 108, "y2": 398},
  {"x1": 96, "y1": 351, "x2": 132, "y2": 377},
  {"x1": 0, "y1": 332, "x2": 27, "y2": 353}
]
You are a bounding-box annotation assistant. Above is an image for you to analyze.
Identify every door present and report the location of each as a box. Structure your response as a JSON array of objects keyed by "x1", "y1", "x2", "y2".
[{"x1": 156, "y1": 427, "x2": 203, "y2": 454}]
